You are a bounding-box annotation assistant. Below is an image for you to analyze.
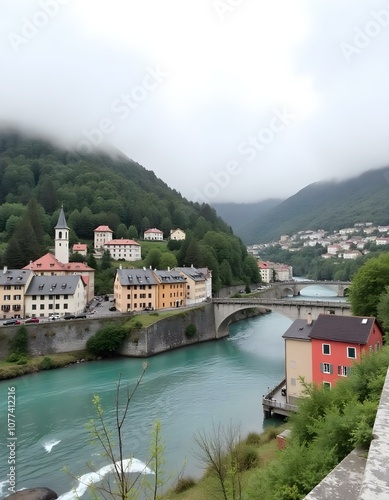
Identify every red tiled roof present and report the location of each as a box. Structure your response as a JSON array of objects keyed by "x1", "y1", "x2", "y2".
[
  {"x1": 23, "y1": 253, "x2": 94, "y2": 272},
  {"x1": 73, "y1": 243, "x2": 87, "y2": 251},
  {"x1": 94, "y1": 226, "x2": 113, "y2": 232},
  {"x1": 144, "y1": 228, "x2": 163, "y2": 234}
]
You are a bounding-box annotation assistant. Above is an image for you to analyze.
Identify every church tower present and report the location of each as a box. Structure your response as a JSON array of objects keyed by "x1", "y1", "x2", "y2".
[{"x1": 55, "y1": 205, "x2": 69, "y2": 264}]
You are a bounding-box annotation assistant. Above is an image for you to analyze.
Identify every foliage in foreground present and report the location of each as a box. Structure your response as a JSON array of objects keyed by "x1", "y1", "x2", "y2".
[
  {"x1": 245, "y1": 346, "x2": 389, "y2": 499},
  {"x1": 86, "y1": 324, "x2": 128, "y2": 357}
]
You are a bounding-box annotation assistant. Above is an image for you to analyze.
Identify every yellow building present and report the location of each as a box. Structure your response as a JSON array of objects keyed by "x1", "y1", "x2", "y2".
[
  {"x1": 154, "y1": 270, "x2": 187, "y2": 309},
  {"x1": 169, "y1": 228, "x2": 186, "y2": 240},
  {"x1": 0, "y1": 268, "x2": 34, "y2": 319},
  {"x1": 114, "y1": 268, "x2": 158, "y2": 312}
]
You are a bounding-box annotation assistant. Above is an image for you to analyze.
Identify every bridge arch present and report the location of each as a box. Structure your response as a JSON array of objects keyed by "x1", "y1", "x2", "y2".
[{"x1": 215, "y1": 305, "x2": 272, "y2": 337}]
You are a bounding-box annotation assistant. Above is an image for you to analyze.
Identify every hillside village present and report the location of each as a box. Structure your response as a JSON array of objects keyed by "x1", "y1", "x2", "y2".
[
  {"x1": 248, "y1": 221, "x2": 389, "y2": 258},
  {"x1": 0, "y1": 207, "x2": 212, "y2": 321}
]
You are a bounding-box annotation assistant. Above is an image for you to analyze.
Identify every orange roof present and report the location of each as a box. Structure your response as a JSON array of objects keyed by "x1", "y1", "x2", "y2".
[
  {"x1": 104, "y1": 239, "x2": 140, "y2": 246},
  {"x1": 23, "y1": 253, "x2": 94, "y2": 272},
  {"x1": 144, "y1": 228, "x2": 163, "y2": 234},
  {"x1": 94, "y1": 225, "x2": 113, "y2": 232},
  {"x1": 73, "y1": 243, "x2": 87, "y2": 251}
]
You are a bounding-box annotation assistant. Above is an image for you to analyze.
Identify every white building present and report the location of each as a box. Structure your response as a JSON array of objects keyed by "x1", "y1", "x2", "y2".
[
  {"x1": 144, "y1": 228, "x2": 164, "y2": 241},
  {"x1": 103, "y1": 239, "x2": 141, "y2": 261},
  {"x1": 55, "y1": 206, "x2": 69, "y2": 264},
  {"x1": 94, "y1": 226, "x2": 113, "y2": 249},
  {"x1": 24, "y1": 275, "x2": 87, "y2": 318},
  {"x1": 170, "y1": 228, "x2": 186, "y2": 240}
]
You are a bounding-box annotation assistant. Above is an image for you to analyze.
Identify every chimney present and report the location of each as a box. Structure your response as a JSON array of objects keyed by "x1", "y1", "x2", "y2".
[{"x1": 307, "y1": 313, "x2": 313, "y2": 326}]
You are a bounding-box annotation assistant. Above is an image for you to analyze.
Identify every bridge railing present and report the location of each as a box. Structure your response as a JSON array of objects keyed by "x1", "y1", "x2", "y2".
[{"x1": 262, "y1": 397, "x2": 299, "y2": 413}]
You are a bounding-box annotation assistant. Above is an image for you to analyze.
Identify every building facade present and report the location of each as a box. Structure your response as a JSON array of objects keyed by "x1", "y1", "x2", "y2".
[
  {"x1": 144, "y1": 228, "x2": 164, "y2": 241},
  {"x1": 114, "y1": 268, "x2": 158, "y2": 312},
  {"x1": 0, "y1": 268, "x2": 34, "y2": 319},
  {"x1": 103, "y1": 239, "x2": 141, "y2": 261},
  {"x1": 94, "y1": 225, "x2": 113, "y2": 249}
]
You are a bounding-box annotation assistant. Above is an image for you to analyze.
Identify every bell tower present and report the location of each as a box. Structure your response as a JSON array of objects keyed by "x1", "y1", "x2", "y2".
[{"x1": 55, "y1": 205, "x2": 69, "y2": 264}]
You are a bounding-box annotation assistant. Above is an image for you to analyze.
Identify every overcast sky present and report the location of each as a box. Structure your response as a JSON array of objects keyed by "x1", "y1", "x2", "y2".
[{"x1": 1, "y1": 1, "x2": 389, "y2": 203}]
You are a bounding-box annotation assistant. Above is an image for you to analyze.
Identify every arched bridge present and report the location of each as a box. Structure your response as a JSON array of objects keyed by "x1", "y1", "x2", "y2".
[
  {"x1": 271, "y1": 281, "x2": 351, "y2": 298},
  {"x1": 213, "y1": 297, "x2": 351, "y2": 337}
]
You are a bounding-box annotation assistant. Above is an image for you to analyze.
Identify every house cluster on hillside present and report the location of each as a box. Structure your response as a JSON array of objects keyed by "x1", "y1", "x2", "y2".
[
  {"x1": 0, "y1": 208, "x2": 207, "y2": 320},
  {"x1": 248, "y1": 222, "x2": 389, "y2": 260},
  {"x1": 263, "y1": 314, "x2": 384, "y2": 418}
]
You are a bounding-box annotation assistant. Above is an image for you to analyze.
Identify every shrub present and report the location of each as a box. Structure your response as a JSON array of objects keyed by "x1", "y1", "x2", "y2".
[
  {"x1": 86, "y1": 325, "x2": 127, "y2": 357},
  {"x1": 6, "y1": 352, "x2": 21, "y2": 363},
  {"x1": 185, "y1": 323, "x2": 197, "y2": 338},
  {"x1": 16, "y1": 355, "x2": 28, "y2": 365},
  {"x1": 245, "y1": 432, "x2": 262, "y2": 445},
  {"x1": 134, "y1": 320, "x2": 143, "y2": 329},
  {"x1": 239, "y1": 444, "x2": 259, "y2": 471},
  {"x1": 40, "y1": 356, "x2": 53, "y2": 370},
  {"x1": 9, "y1": 325, "x2": 28, "y2": 356},
  {"x1": 174, "y1": 477, "x2": 196, "y2": 494}
]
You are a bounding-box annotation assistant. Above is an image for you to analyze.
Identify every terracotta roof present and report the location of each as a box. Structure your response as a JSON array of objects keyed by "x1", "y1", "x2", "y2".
[
  {"x1": 23, "y1": 253, "x2": 94, "y2": 272},
  {"x1": 73, "y1": 243, "x2": 87, "y2": 251},
  {"x1": 144, "y1": 228, "x2": 163, "y2": 234},
  {"x1": 94, "y1": 225, "x2": 113, "y2": 232},
  {"x1": 104, "y1": 239, "x2": 140, "y2": 246},
  {"x1": 308, "y1": 314, "x2": 377, "y2": 344}
]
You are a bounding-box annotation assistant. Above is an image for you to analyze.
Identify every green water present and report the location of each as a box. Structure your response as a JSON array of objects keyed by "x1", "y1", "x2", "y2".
[{"x1": 0, "y1": 312, "x2": 291, "y2": 498}]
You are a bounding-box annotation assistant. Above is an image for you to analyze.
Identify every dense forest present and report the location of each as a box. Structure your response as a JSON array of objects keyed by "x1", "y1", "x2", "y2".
[{"x1": 0, "y1": 130, "x2": 259, "y2": 292}]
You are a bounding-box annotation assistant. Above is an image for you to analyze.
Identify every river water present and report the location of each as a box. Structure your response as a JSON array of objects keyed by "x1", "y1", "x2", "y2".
[{"x1": 0, "y1": 283, "x2": 341, "y2": 498}]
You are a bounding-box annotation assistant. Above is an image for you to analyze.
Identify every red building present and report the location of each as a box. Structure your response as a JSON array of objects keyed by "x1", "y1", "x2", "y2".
[{"x1": 310, "y1": 315, "x2": 384, "y2": 388}]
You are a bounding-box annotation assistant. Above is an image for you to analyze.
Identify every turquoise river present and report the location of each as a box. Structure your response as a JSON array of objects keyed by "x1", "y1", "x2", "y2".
[{"x1": 0, "y1": 284, "x2": 341, "y2": 498}]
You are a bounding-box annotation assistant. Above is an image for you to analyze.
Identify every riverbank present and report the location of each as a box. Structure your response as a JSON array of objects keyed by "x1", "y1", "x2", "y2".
[{"x1": 0, "y1": 351, "x2": 96, "y2": 380}]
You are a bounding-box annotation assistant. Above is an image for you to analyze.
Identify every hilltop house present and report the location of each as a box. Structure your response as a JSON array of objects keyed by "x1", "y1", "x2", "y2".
[
  {"x1": 282, "y1": 314, "x2": 384, "y2": 405},
  {"x1": 94, "y1": 225, "x2": 113, "y2": 250},
  {"x1": 103, "y1": 239, "x2": 141, "y2": 261},
  {"x1": 144, "y1": 228, "x2": 164, "y2": 241},
  {"x1": 0, "y1": 268, "x2": 34, "y2": 319},
  {"x1": 170, "y1": 228, "x2": 186, "y2": 240}
]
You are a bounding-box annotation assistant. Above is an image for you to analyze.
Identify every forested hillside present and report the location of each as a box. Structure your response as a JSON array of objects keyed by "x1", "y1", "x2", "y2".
[
  {"x1": 0, "y1": 130, "x2": 259, "y2": 291},
  {"x1": 227, "y1": 167, "x2": 389, "y2": 243}
]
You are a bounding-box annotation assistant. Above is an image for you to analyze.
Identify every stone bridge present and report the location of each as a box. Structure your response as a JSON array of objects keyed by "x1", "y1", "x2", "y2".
[
  {"x1": 213, "y1": 298, "x2": 351, "y2": 337},
  {"x1": 271, "y1": 280, "x2": 351, "y2": 298}
]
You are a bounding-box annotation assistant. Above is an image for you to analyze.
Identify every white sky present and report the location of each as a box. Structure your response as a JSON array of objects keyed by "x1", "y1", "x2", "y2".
[{"x1": 1, "y1": 0, "x2": 389, "y2": 203}]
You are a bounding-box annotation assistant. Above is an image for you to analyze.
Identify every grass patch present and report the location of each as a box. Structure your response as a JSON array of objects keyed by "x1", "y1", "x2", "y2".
[
  {"x1": 124, "y1": 309, "x2": 194, "y2": 329},
  {"x1": 0, "y1": 350, "x2": 94, "y2": 380}
]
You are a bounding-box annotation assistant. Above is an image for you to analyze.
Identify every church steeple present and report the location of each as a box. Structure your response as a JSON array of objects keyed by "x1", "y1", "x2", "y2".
[{"x1": 55, "y1": 205, "x2": 69, "y2": 264}]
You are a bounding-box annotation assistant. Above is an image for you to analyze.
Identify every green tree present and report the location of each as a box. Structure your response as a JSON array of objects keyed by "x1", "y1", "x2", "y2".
[
  {"x1": 100, "y1": 250, "x2": 112, "y2": 270},
  {"x1": 160, "y1": 252, "x2": 177, "y2": 270},
  {"x1": 128, "y1": 225, "x2": 138, "y2": 239},
  {"x1": 349, "y1": 253, "x2": 389, "y2": 316},
  {"x1": 377, "y1": 287, "x2": 389, "y2": 336},
  {"x1": 219, "y1": 259, "x2": 233, "y2": 286},
  {"x1": 144, "y1": 249, "x2": 162, "y2": 270},
  {"x1": 116, "y1": 223, "x2": 128, "y2": 239}
]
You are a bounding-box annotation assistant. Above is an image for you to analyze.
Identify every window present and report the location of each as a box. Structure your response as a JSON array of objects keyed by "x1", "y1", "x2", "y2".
[
  {"x1": 32, "y1": 304, "x2": 36, "y2": 310},
  {"x1": 64, "y1": 294, "x2": 68, "y2": 299},
  {"x1": 40, "y1": 295, "x2": 45, "y2": 300},
  {"x1": 13, "y1": 295, "x2": 21, "y2": 300},
  {"x1": 322, "y1": 382, "x2": 331, "y2": 390},
  {"x1": 48, "y1": 304, "x2": 53, "y2": 310},
  {"x1": 4, "y1": 295, "x2": 10, "y2": 301},
  {"x1": 127, "y1": 294, "x2": 131, "y2": 299},
  {"x1": 14, "y1": 285, "x2": 21, "y2": 290},
  {"x1": 338, "y1": 365, "x2": 350, "y2": 377},
  {"x1": 32, "y1": 295, "x2": 37, "y2": 300},
  {"x1": 322, "y1": 344, "x2": 331, "y2": 355},
  {"x1": 347, "y1": 347, "x2": 356, "y2": 359},
  {"x1": 290, "y1": 378, "x2": 296, "y2": 386},
  {"x1": 64, "y1": 304, "x2": 68, "y2": 310},
  {"x1": 321, "y1": 363, "x2": 333, "y2": 374},
  {"x1": 4, "y1": 285, "x2": 11, "y2": 290}
]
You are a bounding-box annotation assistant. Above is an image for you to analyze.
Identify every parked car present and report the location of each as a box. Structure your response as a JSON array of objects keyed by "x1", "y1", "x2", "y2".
[
  {"x1": 109, "y1": 306, "x2": 117, "y2": 311},
  {"x1": 3, "y1": 319, "x2": 20, "y2": 326},
  {"x1": 49, "y1": 314, "x2": 60, "y2": 320},
  {"x1": 75, "y1": 314, "x2": 87, "y2": 319},
  {"x1": 64, "y1": 314, "x2": 76, "y2": 320},
  {"x1": 25, "y1": 317, "x2": 40, "y2": 323},
  {"x1": 143, "y1": 307, "x2": 154, "y2": 311}
]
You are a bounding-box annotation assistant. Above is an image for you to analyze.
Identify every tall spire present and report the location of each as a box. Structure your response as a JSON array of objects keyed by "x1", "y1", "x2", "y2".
[{"x1": 55, "y1": 204, "x2": 69, "y2": 229}]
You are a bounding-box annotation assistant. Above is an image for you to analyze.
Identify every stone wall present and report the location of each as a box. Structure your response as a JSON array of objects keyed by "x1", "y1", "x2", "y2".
[{"x1": 0, "y1": 305, "x2": 218, "y2": 360}]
